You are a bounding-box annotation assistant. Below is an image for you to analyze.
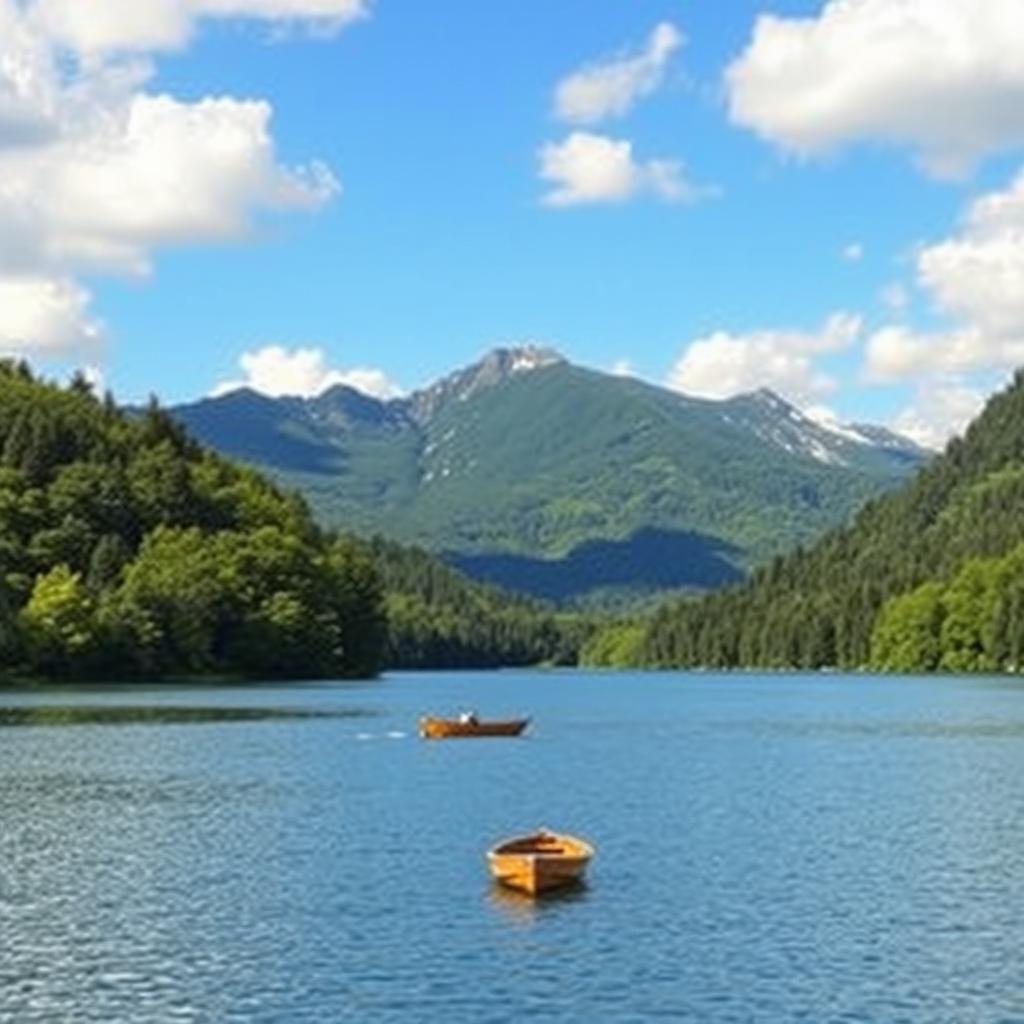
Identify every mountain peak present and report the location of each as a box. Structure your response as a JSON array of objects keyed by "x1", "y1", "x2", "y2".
[
  {"x1": 407, "y1": 345, "x2": 566, "y2": 422},
  {"x1": 741, "y1": 386, "x2": 794, "y2": 410},
  {"x1": 480, "y1": 345, "x2": 565, "y2": 374}
]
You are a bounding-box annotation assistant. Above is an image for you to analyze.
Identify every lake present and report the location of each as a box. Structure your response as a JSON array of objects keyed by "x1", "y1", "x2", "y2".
[{"x1": 2, "y1": 671, "x2": 1024, "y2": 1023}]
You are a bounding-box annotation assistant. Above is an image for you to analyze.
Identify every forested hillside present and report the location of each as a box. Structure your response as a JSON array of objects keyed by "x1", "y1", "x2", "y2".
[
  {"x1": 0, "y1": 362, "x2": 384, "y2": 680},
  {"x1": 370, "y1": 539, "x2": 589, "y2": 668},
  {"x1": 173, "y1": 348, "x2": 926, "y2": 606},
  {"x1": 625, "y1": 370, "x2": 1024, "y2": 672}
]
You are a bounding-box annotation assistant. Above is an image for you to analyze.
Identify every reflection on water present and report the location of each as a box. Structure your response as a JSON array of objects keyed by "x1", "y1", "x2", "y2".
[
  {"x1": 723, "y1": 717, "x2": 1024, "y2": 740},
  {"x1": 0, "y1": 705, "x2": 373, "y2": 727},
  {"x1": 487, "y1": 881, "x2": 590, "y2": 925}
]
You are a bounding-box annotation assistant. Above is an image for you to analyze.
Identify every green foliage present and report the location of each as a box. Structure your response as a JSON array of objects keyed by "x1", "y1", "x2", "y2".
[
  {"x1": 641, "y1": 369, "x2": 1024, "y2": 674},
  {"x1": 370, "y1": 537, "x2": 589, "y2": 668},
  {"x1": 0, "y1": 578, "x2": 18, "y2": 664},
  {"x1": 18, "y1": 566, "x2": 99, "y2": 676},
  {"x1": 938, "y1": 560, "x2": 999, "y2": 672},
  {"x1": 869, "y1": 583, "x2": 945, "y2": 672},
  {"x1": 327, "y1": 537, "x2": 388, "y2": 678},
  {"x1": 869, "y1": 546, "x2": 1024, "y2": 673},
  {"x1": 0, "y1": 362, "x2": 385, "y2": 681},
  {"x1": 579, "y1": 623, "x2": 647, "y2": 668}
]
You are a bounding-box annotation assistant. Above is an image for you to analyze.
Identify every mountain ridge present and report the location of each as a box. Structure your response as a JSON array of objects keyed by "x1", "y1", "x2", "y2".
[
  {"x1": 206, "y1": 345, "x2": 926, "y2": 462},
  {"x1": 631, "y1": 367, "x2": 1024, "y2": 671},
  {"x1": 171, "y1": 347, "x2": 929, "y2": 605}
]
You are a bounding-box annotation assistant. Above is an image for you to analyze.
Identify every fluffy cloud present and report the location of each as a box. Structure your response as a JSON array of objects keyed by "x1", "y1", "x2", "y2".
[
  {"x1": 891, "y1": 381, "x2": 987, "y2": 450},
  {"x1": 727, "y1": 0, "x2": 1024, "y2": 177},
  {"x1": 0, "y1": 0, "x2": 346, "y2": 357},
  {"x1": 668, "y1": 313, "x2": 862, "y2": 406},
  {"x1": 0, "y1": 3, "x2": 57, "y2": 147},
  {"x1": 33, "y1": 0, "x2": 369, "y2": 55},
  {"x1": 539, "y1": 131, "x2": 700, "y2": 207},
  {"x1": 0, "y1": 93, "x2": 338, "y2": 276},
  {"x1": 858, "y1": 164, "x2": 1024, "y2": 444},
  {"x1": 917, "y1": 168, "x2": 1024, "y2": 339},
  {"x1": 0, "y1": 276, "x2": 104, "y2": 354},
  {"x1": 863, "y1": 325, "x2": 1017, "y2": 381},
  {"x1": 212, "y1": 345, "x2": 401, "y2": 399},
  {"x1": 865, "y1": 168, "x2": 1024, "y2": 381},
  {"x1": 842, "y1": 242, "x2": 864, "y2": 263},
  {"x1": 554, "y1": 22, "x2": 682, "y2": 124}
]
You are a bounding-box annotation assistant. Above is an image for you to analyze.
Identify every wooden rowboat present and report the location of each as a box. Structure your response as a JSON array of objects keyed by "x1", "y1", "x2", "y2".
[
  {"x1": 487, "y1": 830, "x2": 594, "y2": 895},
  {"x1": 418, "y1": 716, "x2": 529, "y2": 739}
]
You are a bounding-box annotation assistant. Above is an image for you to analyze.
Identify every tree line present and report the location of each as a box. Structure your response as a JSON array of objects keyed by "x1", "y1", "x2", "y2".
[
  {"x1": 0, "y1": 362, "x2": 592, "y2": 681},
  {"x1": 0, "y1": 362, "x2": 383, "y2": 680},
  {"x1": 584, "y1": 369, "x2": 1024, "y2": 673},
  {"x1": 370, "y1": 537, "x2": 589, "y2": 668}
]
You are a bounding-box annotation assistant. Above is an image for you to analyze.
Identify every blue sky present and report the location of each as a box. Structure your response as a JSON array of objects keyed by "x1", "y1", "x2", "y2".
[{"x1": 3, "y1": 1, "x2": 1024, "y2": 446}]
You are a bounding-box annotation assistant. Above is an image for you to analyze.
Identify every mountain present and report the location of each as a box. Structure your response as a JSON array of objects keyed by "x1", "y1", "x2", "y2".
[
  {"x1": 171, "y1": 347, "x2": 928, "y2": 605},
  {"x1": 632, "y1": 368, "x2": 1024, "y2": 672}
]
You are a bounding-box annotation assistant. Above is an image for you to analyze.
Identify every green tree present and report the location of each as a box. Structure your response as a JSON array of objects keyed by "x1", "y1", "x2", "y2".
[
  {"x1": 18, "y1": 565, "x2": 99, "y2": 676},
  {"x1": 328, "y1": 538, "x2": 386, "y2": 678},
  {"x1": 86, "y1": 534, "x2": 132, "y2": 593},
  {"x1": 869, "y1": 582, "x2": 946, "y2": 672},
  {"x1": 112, "y1": 527, "x2": 224, "y2": 675},
  {"x1": 580, "y1": 623, "x2": 646, "y2": 667},
  {"x1": 940, "y1": 560, "x2": 999, "y2": 672}
]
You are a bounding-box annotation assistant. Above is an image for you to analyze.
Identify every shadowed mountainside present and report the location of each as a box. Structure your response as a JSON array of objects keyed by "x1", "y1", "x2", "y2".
[{"x1": 450, "y1": 528, "x2": 743, "y2": 605}]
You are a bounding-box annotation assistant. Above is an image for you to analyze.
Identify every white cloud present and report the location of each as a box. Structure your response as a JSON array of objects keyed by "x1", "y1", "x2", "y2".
[
  {"x1": 0, "y1": 2, "x2": 58, "y2": 148},
  {"x1": 727, "y1": 0, "x2": 1024, "y2": 177},
  {"x1": 864, "y1": 325, "x2": 932, "y2": 381},
  {"x1": 917, "y1": 168, "x2": 1024, "y2": 341},
  {"x1": 610, "y1": 359, "x2": 635, "y2": 377},
  {"x1": 859, "y1": 164, "x2": 1024, "y2": 444},
  {"x1": 2, "y1": 93, "x2": 339, "y2": 276},
  {"x1": 891, "y1": 381, "x2": 987, "y2": 450},
  {"x1": 554, "y1": 22, "x2": 683, "y2": 125},
  {"x1": 842, "y1": 242, "x2": 864, "y2": 262},
  {"x1": 33, "y1": 0, "x2": 369, "y2": 55},
  {"x1": 863, "y1": 325, "x2": 1015, "y2": 381},
  {"x1": 0, "y1": 0, "x2": 345, "y2": 358},
  {"x1": 212, "y1": 345, "x2": 402, "y2": 399},
  {"x1": 538, "y1": 131, "x2": 703, "y2": 207},
  {"x1": 0, "y1": 276, "x2": 104, "y2": 355},
  {"x1": 668, "y1": 312, "x2": 862, "y2": 407},
  {"x1": 865, "y1": 167, "x2": 1024, "y2": 382}
]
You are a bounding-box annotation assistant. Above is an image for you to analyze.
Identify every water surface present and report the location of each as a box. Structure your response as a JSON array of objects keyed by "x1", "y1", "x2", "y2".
[{"x1": 2, "y1": 671, "x2": 1024, "y2": 1022}]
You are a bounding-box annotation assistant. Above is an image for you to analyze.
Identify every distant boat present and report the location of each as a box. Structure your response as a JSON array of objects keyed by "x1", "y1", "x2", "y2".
[
  {"x1": 487, "y1": 830, "x2": 594, "y2": 895},
  {"x1": 418, "y1": 715, "x2": 530, "y2": 739}
]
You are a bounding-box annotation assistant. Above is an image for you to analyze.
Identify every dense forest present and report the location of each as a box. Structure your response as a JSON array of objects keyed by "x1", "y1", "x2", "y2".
[
  {"x1": 370, "y1": 538, "x2": 589, "y2": 668},
  {"x1": 0, "y1": 362, "x2": 589, "y2": 681},
  {"x1": 15, "y1": 357, "x2": 1023, "y2": 680},
  {"x1": 602, "y1": 370, "x2": 1024, "y2": 673},
  {"x1": 0, "y1": 362, "x2": 384, "y2": 680}
]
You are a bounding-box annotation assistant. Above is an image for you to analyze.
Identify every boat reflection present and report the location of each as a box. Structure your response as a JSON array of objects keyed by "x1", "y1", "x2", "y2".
[{"x1": 487, "y1": 880, "x2": 590, "y2": 924}]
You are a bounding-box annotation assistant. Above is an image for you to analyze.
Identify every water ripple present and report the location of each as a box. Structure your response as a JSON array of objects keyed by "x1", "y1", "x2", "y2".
[{"x1": 2, "y1": 673, "x2": 1024, "y2": 1022}]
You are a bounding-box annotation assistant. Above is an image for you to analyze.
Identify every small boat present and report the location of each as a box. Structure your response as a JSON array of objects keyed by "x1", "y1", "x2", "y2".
[
  {"x1": 487, "y1": 829, "x2": 594, "y2": 895},
  {"x1": 418, "y1": 716, "x2": 530, "y2": 739}
]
